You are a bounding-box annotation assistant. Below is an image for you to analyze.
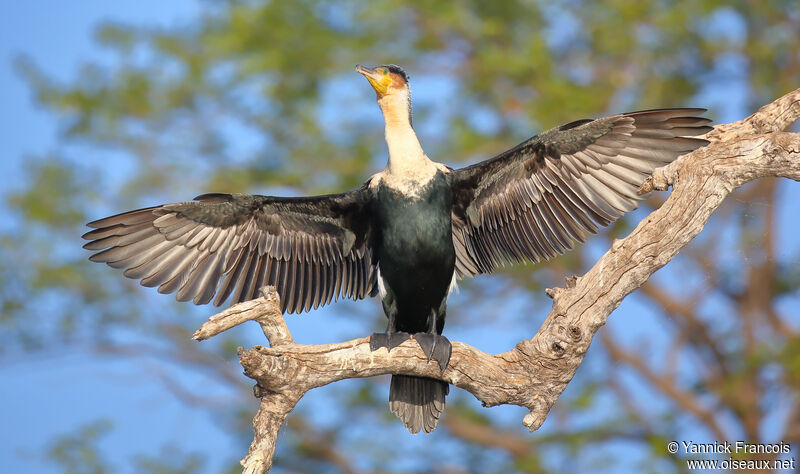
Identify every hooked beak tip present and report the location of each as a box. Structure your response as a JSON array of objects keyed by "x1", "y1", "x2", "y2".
[{"x1": 356, "y1": 64, "x2": 387, "y2": 95}]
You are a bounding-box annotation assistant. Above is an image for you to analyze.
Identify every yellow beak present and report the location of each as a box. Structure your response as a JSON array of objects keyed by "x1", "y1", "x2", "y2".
[{"x1": 355, "y1": 64, "x2": 390, "y2": 95}]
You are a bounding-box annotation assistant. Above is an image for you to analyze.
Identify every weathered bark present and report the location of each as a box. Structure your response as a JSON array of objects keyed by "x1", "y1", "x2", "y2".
[{"x1": 192, "y1": 88, "x2": 800, "y2": 473}]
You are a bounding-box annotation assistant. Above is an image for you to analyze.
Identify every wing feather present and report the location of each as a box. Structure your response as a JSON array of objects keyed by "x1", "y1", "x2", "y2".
[
  {"x1": 450, "y1": 108, "x2": 710, "y2": 277},
  {"x1": 83, "y1": 189, "x2": 376, "y2": 313}
]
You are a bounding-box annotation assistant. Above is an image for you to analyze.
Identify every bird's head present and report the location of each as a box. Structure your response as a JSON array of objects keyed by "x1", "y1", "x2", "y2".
[
  {"x1": 355, "y1": 64, "x2": 409, "y2": 98},
  {"x1": 356, "y1": 64, "x2": 412, "y2": 125}
]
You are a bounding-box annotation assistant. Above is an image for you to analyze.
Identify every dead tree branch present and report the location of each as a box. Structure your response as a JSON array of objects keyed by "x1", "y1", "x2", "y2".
[{"x1": 193, "y1": 88, "x2": 800, "y2": 473}]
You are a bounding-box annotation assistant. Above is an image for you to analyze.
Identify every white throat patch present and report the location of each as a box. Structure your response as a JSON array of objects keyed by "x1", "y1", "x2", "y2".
[{"x1": 369, "y1": 161, "x2": 450, "y2": 198}]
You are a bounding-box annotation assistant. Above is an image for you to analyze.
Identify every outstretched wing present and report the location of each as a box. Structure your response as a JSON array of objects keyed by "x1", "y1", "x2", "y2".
[
  {"x1": 450, "y1": 108, "x2": 711, "y2": 278},
  {"x1": 83, "y1": 189, "x2": 377, "y2": 313}
]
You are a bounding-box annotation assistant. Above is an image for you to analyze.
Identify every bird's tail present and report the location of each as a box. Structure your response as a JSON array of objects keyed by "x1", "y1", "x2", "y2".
[{"x1": 389, "y1": 374, "x2": 449, "y2": 434}]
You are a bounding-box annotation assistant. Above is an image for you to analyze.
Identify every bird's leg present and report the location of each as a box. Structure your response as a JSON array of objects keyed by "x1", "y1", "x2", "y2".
[
  {"x1": 370, "y1": 296, "x2": 410, "y2": 352},
  {"x1": 369, "y1": 332, "x2": 390, "y2": 351},
  {"x1": 370, "y1": 329, "x2": 411, "y2": 352},
  {"x1": 414, "y1": 309, "x2": 451, "y2": 372}
]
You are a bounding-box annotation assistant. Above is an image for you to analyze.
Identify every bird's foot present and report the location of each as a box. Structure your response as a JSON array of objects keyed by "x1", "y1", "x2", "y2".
[
  {"x1": 370, "y1": 331, "x2": 411, "y2": 352},
  {"x1": 413, "y1": 333, "x2": 452, "y2": 372}
]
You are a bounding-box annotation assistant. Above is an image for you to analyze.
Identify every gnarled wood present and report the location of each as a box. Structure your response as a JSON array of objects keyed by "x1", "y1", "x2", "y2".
[{"x1": 193, "y1": 88, "x2": 800, "y2": 473}]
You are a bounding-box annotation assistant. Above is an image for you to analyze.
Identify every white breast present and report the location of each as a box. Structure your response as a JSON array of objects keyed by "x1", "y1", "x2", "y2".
[{"x1": 369, "y1": 161, "x2": 450, "y2": 198}]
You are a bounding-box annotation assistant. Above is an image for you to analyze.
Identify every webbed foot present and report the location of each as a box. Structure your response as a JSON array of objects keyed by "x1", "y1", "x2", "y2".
[
  {"x1": 370, "y1": 331, "x2": 411, "y2": 352},
  {"x1": 413, "y1": 333, "x2": 452, "y2": 372}
]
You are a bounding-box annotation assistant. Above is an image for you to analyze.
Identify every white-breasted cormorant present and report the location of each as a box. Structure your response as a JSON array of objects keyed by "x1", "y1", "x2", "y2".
[{"x1": 83, "y1": 64, "x2": 711, "y2": 434}]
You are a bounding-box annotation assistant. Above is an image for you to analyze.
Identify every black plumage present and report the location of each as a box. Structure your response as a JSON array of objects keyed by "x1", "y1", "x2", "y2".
[
  {"x1": 85, "y1": 191, "x2": 377, "y2": 313},
  {"x1": 450, "y1": 108, "x2": 712, "y2": 277},
  {"x1": 84, "y1": 64, "x2": 711, "y2": 434}
]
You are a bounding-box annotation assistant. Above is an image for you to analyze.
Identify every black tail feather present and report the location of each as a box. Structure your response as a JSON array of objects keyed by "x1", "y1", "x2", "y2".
[{"x1": 389, "y1": 375, "x2": 449, "y2": 434}]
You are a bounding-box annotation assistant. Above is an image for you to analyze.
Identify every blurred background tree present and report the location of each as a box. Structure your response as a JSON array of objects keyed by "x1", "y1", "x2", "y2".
[{"x1": 1, "y1": 0, "x2": 799, "y2": 472}]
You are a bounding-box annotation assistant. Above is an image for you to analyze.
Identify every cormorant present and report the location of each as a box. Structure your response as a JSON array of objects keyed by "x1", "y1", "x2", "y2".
[{"x1": 83, "y1": 64, "x2": 711, "y2": 434}]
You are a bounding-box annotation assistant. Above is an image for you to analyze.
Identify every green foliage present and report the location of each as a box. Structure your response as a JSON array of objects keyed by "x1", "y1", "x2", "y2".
[
  {"x1": 134, "y1": 449, "x2": 205, "y2": 474},
  {"x1": 47, "y1": 420, "x2": 113, "y2": 474},
  {"x1": 7, "y1": 159, "x2": 91, "y2": 227},
  {"x1": 782, "y1": 335, "x2": 800, "y2": 389},
  {"x1": 46, "y1": 420, "x2": 208, "y2": 474}
]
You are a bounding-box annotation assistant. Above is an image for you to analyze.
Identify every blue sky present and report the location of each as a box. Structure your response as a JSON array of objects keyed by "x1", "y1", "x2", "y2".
[
  {"x1": 1, "y1": 2, "x2": 798, "y2": 473},
  {"x1": 0, "y1": 3, "x2": 242, "y2": 472}
]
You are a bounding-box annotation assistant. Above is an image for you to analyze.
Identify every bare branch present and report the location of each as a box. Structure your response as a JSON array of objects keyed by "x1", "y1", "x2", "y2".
[
  {"x1": 242, "y1": 390, "x2": 301, "y2": 474},
  {"x1": 708, "y1": 88, "x2": 800, "y2": 137},
  {"x1": 194, "y1": 287, "x2": 292, "y2": 346},
  {"x1": 193, "y1": 88, "x2": 800, "y2": 473}
]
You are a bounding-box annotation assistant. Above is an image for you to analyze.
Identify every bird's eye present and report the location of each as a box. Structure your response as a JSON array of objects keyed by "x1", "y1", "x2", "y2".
[{"x1": 382, "y1": 68, "x2": 389, "y2": 75}]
